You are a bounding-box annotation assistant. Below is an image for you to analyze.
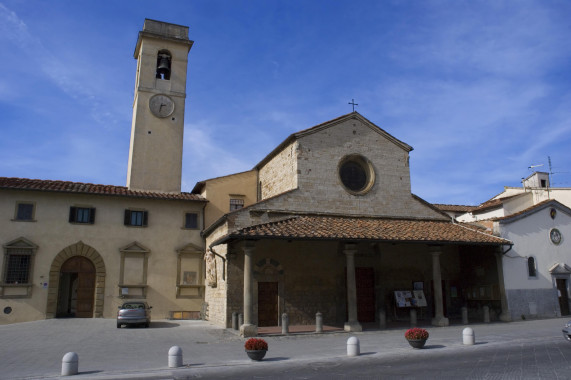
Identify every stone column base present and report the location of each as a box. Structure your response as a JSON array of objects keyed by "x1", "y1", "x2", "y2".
[
  {"x1": 240, "y1": 324, "x2": 258, "y2": 337},
  {"x1": 431, "y1": 316, "x2": 450, "y2": 327},
  {"x1": 499, "y1": 312, "x2": 512, "y2": 322},
  {"x1": 344, "y1": 321, "x2": 363, "y2": 332}
]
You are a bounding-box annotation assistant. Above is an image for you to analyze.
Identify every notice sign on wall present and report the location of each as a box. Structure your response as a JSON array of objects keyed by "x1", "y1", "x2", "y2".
[{"x1": 394, "y1": 290, "x2": 427, "y2": 307}]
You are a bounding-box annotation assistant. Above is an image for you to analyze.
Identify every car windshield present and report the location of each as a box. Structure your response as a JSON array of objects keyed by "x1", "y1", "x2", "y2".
[{"x1": 122, "y1": 303, "x2": 145, "y2": 310}]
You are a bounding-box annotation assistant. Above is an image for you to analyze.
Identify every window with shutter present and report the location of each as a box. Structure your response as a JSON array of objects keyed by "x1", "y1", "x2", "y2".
[
  {"x1": 69, "y1": 207, "x2": 95, "y2": 224},
  {"x1": 124, "y1": 210, "x2": 148, "y2": 227}
]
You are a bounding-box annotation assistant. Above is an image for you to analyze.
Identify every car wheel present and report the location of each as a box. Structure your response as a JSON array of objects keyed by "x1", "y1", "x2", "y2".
[
  {"x1": 145, "y1": 322, "x2": 150, "y2": 328},
  {"x1": 565, "y1": 334, "x2": 571, "y2": 342},
  {"x1": 117, "y1": 323, "x2": 121, "y2": 328}
]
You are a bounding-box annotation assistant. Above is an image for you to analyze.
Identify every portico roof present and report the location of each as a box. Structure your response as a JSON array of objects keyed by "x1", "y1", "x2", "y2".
[{"x1": 212, "y1": 215, "x2": 512, "y2": 246}]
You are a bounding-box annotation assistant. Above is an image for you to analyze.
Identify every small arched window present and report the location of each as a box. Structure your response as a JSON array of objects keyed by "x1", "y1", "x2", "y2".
[
  {"x1": 155, "y1": 50, "x2": 171, "y2": 80},
  {"x1": 527, "y1": 257, "x2": 537, "y2": 277}
]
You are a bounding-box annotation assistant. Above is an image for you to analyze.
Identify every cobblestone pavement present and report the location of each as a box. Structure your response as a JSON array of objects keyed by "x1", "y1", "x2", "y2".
[{"x1": 0, "y1": 317, "x2": 569, "y2": 379}]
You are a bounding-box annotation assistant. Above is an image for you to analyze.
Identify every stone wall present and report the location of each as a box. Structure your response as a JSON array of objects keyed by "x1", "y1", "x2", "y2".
[
  {"x1": 507, "y1": 288, "x2": 561, "y2": 320},
  {"x1": 249, "y1": 115, "x2": 446, "y2": 223},
  {"x1": 258, "y1": 141, "x2": 298, "y2": 200}
]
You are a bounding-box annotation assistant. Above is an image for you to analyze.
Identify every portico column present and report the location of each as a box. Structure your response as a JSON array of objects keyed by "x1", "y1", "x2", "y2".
[
  {"x1": 344, "y1": 243, "x2": 362, "y2": 332},
  {"x1": 430, "y1": 246, "x2": 449, "y2": 327},
  {"x1": 495, "y1": 248, "x2": 512, "y2": 322},
  {"x1": 240, "y1": 241, "x2": 257, "y2": 337}
]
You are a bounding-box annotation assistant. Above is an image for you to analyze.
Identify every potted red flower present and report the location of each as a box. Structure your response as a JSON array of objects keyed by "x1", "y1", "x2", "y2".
[
  {"x1": 404, "y1": 327, "x2": 429, "y2": 349},
  {"x1": 244, "y1": 338, "x2": 268, "y2": 361}
]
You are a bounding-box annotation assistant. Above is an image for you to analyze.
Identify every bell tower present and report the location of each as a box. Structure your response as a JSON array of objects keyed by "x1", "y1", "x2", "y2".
[{"x1": 127, "y1": 19, "x2": 193, "y2": 193}]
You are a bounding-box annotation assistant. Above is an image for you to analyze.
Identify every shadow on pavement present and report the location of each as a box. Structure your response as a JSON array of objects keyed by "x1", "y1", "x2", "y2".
[
  {"x1": 151, "y1": 321, "x2": 181, "y2": 328},
  {"x1": 424, "y1": 344, "x2": 446, "y2": 349},
  {"x1": 264, "y1": 357, "x2": 290, "y2": 362}
]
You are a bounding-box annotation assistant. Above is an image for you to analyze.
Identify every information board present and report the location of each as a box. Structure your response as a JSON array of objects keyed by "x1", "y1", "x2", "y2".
[{"x1": 394, "y1": 290, "x2": 427, "y2": 307}]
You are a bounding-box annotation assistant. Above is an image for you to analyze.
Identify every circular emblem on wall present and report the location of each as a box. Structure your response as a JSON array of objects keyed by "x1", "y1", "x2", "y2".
[
  {"x1": 550, "y1": 228, "x2": 562, "y2": 245},
  {"x1": 338, "y1": 154, "x2": 375, "y2": 195},
  {"x1": 149, "y1": 94, "x2": 175, "y2": 118}
]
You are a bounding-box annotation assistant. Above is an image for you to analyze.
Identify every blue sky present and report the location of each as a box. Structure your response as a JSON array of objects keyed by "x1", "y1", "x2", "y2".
[{"x1": 1, "y1": 0, "x2": 570, "y2": 205}]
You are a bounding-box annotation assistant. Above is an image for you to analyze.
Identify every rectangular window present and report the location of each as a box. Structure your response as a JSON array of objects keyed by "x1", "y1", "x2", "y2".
[
  {"x1": 69, "y1": 207, "x2": 95, "y2": 224},
  {"x1": 124, "y1": 210, "x2": 148, "y2": 227},
  {"x1": 14, "y1": 202, "x2": 34, "y2": 221},
  {"x1": 184, "y1": 213, "x2": 198, "y2": 229},
  {"x1": 230, "y1": 198, "x2": 244, "y2": 211},
  {"x1": 5, "y1": 249, "x2": 32, "y2": 284}
]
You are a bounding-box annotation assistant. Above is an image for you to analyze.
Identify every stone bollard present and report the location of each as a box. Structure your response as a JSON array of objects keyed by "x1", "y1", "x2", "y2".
[
  {"x1": 461, "y1": 306, "x2": 468, "y2": 324},
  {"x1": 168, "y1": 346, "x2": 183, "y2": 368},
  {"x1": 347, "y1": 336, "x2": 360, "y2": 357},
  {"x1": 61, "y1": 352, "x2": 78, "y2": 376},
  {"x1": 315, "y1": 312, "x2": 323, "y2": 333},
  {"x1": 410, "y1": 308, "x2": 417, "y2": 327},
  {"x1": 463, "y1": 327, "x2": 475, "y2": 345},
  {"x1": 282, "y1": 313, "x2": 289, "y2": 335},
  {"x1": 483, "y1": 306, "x2": 490, "y2": 323},
  {"x1": 379, "y1": 308, "x2": 387, "y2": 329},
  {"x1": 232, "y1": 312, "x2": 238, "y2": 330},
  {"x1": 238, "y1": 313, "x2": 244, "y2": 327}
]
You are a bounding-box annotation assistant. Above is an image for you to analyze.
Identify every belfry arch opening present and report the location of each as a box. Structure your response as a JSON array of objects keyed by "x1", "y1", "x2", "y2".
[{"x1": 156, "y1": 50, "x2": 172, "y2": 80}]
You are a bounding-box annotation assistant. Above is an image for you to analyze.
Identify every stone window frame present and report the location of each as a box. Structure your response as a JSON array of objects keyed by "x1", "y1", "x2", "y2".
[
  {"x1": 118, "y1": 242, "x2": 150, "y2": 299},
  {"x1": 1, "y1": 237, "x2": 38, "y2": 298},
  {"x1": 337, "y1": 154, "x2": 376, "y2": 195},
  {"x1": 527, "y1": 256, "x2": 538, "y2": 278},
  {"x1": 175, "y1": 243, "x2": 205, "y2": 299},
  {"x1": 12, "y1": 201, "x2": 36, "y2": 222}
]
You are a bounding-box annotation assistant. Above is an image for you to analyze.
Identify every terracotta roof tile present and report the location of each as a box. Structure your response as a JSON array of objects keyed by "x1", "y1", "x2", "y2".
[
  {"x1": 0, "y1": 177, "x2": 206, "y2": 202},
  {"x1": 433, "y1": 204, "x2": 477, "y2": 213},
  {"x1": 229, "y1": 215, "x2": 510, "y2": 245}
]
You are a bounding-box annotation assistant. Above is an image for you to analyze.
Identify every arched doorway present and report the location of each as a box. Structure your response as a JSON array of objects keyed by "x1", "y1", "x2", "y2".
[
  {"x1": 56, "y1": 256, "x2": 96, "y2": 318},
  {"x1": 46, "y1": 241, "x2": 106, "y2": 319}
]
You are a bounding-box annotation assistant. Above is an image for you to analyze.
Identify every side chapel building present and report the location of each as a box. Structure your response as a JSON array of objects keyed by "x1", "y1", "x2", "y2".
[
  {"x1": 0, "y1": 20, "x2": 512, "y2": 335},
  {"x1": 438, "y1": 173, "x2": 571, "y2": 321}
]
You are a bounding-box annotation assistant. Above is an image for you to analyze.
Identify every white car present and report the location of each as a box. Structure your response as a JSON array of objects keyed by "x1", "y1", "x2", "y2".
[{"x1": 117, "y1": 301, "x2": 152, "y2": 328}]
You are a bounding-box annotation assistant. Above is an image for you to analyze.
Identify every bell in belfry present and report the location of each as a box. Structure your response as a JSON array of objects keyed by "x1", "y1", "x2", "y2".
[{"x1": 156, "y1": 54, "x2": 171, "y2": 79}]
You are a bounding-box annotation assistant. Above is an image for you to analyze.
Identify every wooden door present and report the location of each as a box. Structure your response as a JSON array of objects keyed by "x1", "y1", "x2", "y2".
[
  {"x1": 356, "y1": 267, "x2": 375, "y2": 323},
  {"x1": 60, "y1": 256, "x2": 95, "y2": 318},
  {"x1": 557, "y1": 279, "x2": 570, "y2": 316},
  {"x1": 258, "y1": 282, "x2": 279, "y2": 327}
]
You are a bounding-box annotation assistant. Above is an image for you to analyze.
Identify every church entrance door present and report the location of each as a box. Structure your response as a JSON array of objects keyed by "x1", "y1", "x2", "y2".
[
  {"x1": 258, "y1": 281, "x2": 279, "y2": 326},
  {"x1": 56, "y1": 256, "x2": 96, "y2": 318},
  {"x1": 557, "y1": 279, "x2": 570, "y2": 316},
  {"x1": 356, "y1": 267, "x2": 375, "y2": 323}
]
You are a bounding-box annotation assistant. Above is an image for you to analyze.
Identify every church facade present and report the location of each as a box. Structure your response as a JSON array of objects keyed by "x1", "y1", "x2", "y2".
[
  {"x1": 195, "y1": 112, "x2": 512, "y2": 336},
  {"x1": 1, "y1": 19, "x2": 512, "y2": 333}
]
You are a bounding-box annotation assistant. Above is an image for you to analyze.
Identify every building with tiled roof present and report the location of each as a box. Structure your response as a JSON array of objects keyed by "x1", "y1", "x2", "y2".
[
  {"x1": 443, "y1": 172, "x2": 571, "y2": 320},
  {"x1": 492, "y1": 199, "x2": 571, "y2": 320},
  {"x1": 0, "y1": 20, "x2": 207, "y2": 324},
  {"x1": 195, "y1": 111, "x2": 513, "y2": 336},
  {"x1": 2, "y1": 19, "x2": 516, "y2": 332}
]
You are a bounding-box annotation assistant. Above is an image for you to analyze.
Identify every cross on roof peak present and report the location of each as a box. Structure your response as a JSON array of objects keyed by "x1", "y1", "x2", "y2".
[{"x1": 348, "y1": 99, "x2": 358, "y2": 112}]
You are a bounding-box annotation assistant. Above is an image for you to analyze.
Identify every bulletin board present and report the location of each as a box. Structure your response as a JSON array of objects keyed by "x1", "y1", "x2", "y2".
[{"x1": 394, "y1": 290, "x2": 427, "y2": 308}]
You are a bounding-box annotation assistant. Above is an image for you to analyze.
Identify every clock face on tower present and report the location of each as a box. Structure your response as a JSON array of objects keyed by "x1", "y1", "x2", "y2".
[{"x1": 149, "y1": 94, "x2": 175, "y2": 118}]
